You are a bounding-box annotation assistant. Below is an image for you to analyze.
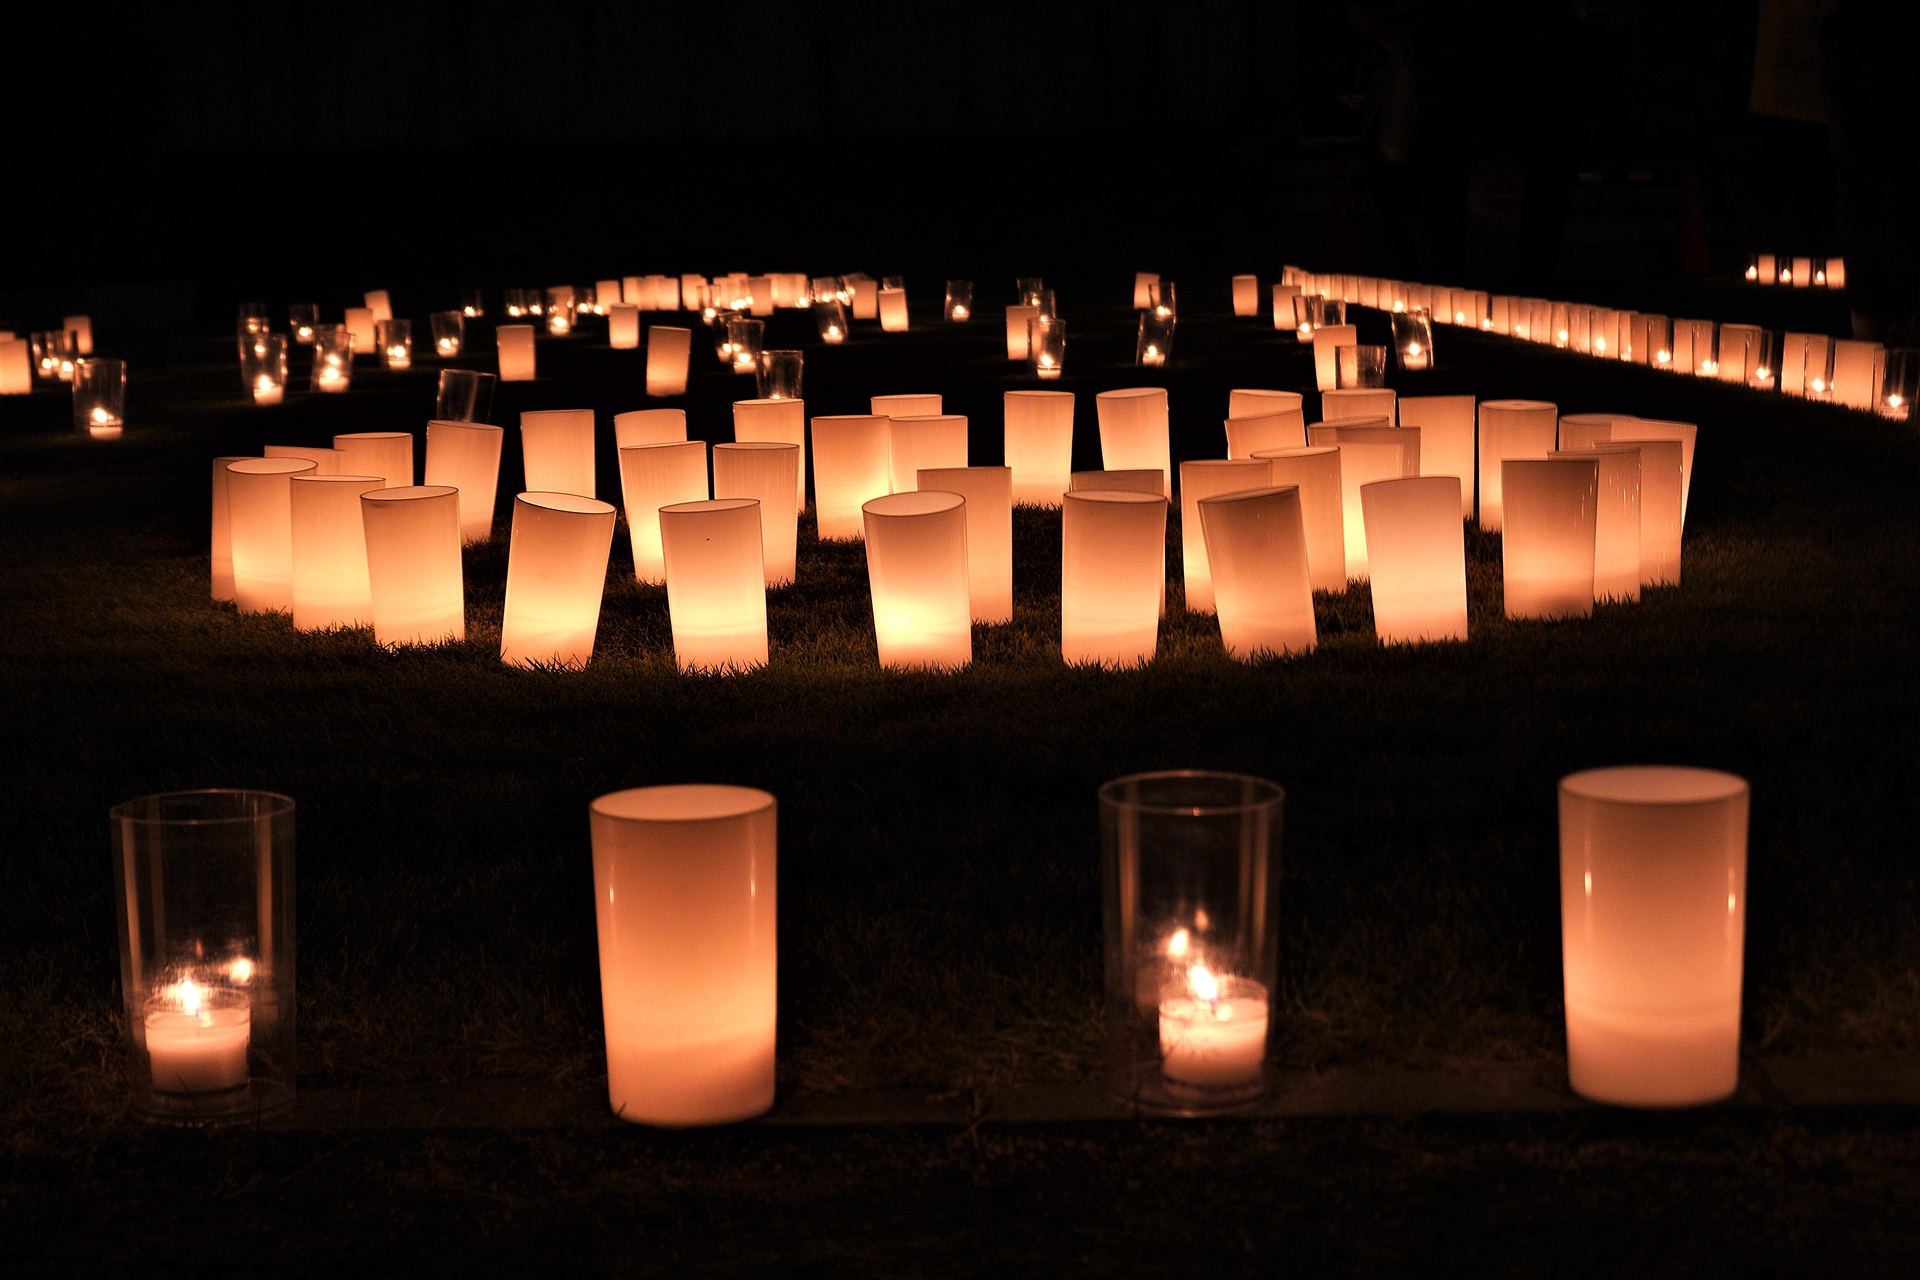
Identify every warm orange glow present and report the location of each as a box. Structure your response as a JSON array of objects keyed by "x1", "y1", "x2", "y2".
[
  {"x1": 1306, "y1": 419, "x2": 1418, "y2": 579},
  {"x1": 1003, "y1": 390, "x2": 1075, "y2": 506},
  {"x1": 497, "y1": 325, "x2": 537, "y2": 381},
  {"x1": 1551, "y1": 445, "x2": 1642, "y2": 603},
  {"x1": 424, "y1": 421, "x2": 505, "y2": 543},
  {"x1": 290, "y1": 473, "x2": 381, "y2": 630},
  {"x1": 646, "y1": 326, "x2": 692, "y2": 396},
  {"x1": 209, "y1": 455, "x2": 249, "y2": 601},
  {"x1": 1197, "y1": 485, "x2": 1316, "y2": 658},
  {"x1": 1230, "y1": 274, "x2": 1259, "y2": 317},
  {"x1": 501, "y1": 492, "x2": 617, "y2": 668},
  {"x1": 1361, "y1": 475, "x2": 1467, "y2": 643},
  {"x1": 714, "y1": 443, "x2": 800, "y2": 587},
  {"x1": 609, "y1": 305, "x2": 641, "y2": 349},
  {"x1": 1310, "y1": 325, "x2": 1358, "y2": 391},
  {"x1": 659, "y1": 498, "x2": 768, "y2": 671},
  {"x1": 884, "y1": 414, "x2": 967, "y2": 495},
  {"x1": 732, "y1": 399, "x2": 808, "y2": 509},
  {"x1": 1501, "y1": 458, "x2": 1598, "y2": 619},
  {"x1": 1179, "y1": 459, "x2": 1273, "y2": 613},
  {"x1": 1254, "y1": 446, "x2": 1345, "y2": 591},
  {"x1": 1475, "y1": 400, "x2": 1558, "y2": 532},
  {"x1": 618, "y1": 441, "x2": 709, "y2": 583},
  {"x1": 361, "y1": 485, "x2": 465, "y2": 645},
  {"x1": 877, "y1": 288, "x2": 909, "y2": 332},
  {"x1": 1094, "y1": 388, "x2": 1171, "y2": 496},
  {"x1": 227, "y1": 457, "x2": 319, "y2": 612},
  {"x1": 1396, "y1": 395, "x2": 1476, "y2": 519},
  {"x1": 1321, "y1": 387, "x2": 1397, "y2": 425},
  {"x1": 810, "y1": 416, "x2": 891, "y2": 541},
  {"x1": 862, "y1": 491, "x2": 973, "y2": 669},
  {"x1": 916, "y1": 466, "x2": 1012, "y2": 624},
  {"x1": 520, "y1": 409, "x2": 597, "y2": 498},
  {"x1": 1060, "y1": 489, "x2": 1167, "y2": 667}
]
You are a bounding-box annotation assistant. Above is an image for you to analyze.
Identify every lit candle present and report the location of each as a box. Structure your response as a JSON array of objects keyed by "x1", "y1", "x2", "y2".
[
  {"x1": 437, "y1": 338, "x2": 456, "y2": 355},
  {"x1": 145, "y1": 978, "x2": 250, "y2": 1093},
  {"x1": 387, "y1": 345, "x2": 411, "y2": 369},
  {"x1": 1142, "y1": 344, "x2": 1164, "y2": 366},
  {"x1": 1037, "y1": 353, "x2": 1059, "y2": 379},
  {"x1": 952, "y1": 305, "x2": 968, "y2": 319},
  {"x1": 295, "y1": 325, "x2": 313, "y2": 342},
  {"x1": 88, "y1": 406, "x2": 124, "y2": 437},
  {"x1": 252, "y1": 374, "x2": 283, "y2": 405},
  {"x1": 1158, "y1": 962, "x2": 1268, "y2": 1088},
  {"x1": 824, "y1": 324, "x2": 843, "y2": 342}
]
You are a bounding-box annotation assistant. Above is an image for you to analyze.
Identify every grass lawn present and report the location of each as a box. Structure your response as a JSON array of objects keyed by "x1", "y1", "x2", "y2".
[{"x1": 3, "y1": 297, "x2": 1918, "y2": 1271}]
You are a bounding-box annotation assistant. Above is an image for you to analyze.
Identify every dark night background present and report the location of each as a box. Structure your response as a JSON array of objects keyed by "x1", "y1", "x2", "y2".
[{"x1": 4, "y1": 0, "x2": 1913, "y2": 338}]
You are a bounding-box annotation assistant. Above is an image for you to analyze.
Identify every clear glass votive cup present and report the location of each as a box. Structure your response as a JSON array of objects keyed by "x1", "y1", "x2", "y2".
[
  {"x1": 32, "y1": 329, "x2": 78, "y2": 381},
  {"x1": 460, "y1": 288, "x2": 485, "y2": 318},
  {"x1": 727, "y1": 316, "x2": 765, "y2": 375},
  {"x1": 1336, "y1": 344, "x2": 1387, "y2": 389},
  {"x1": 376, "y1": 318, "x2": 414, "y2": 369},
  {"x1": 945, "y1": 280, "x2": 973, "y2": 321},
  {"x1": 430, "y1": 310, "x2": 465, "y2": 357},
  {"x1": 311, "y1": 325, "x2": 354, "y2": 392},
  {"x1": 756, "y1": 349, "x2": 804, "y2": 399},
  {"x1": 814, "y1": 299, "x2": 848, "y2": 343},
  {"x1": 243, "y1": 333, "x2": 288, "y2": 404},
  {"x1": 1029, "y1": 316, "x2": 1065, "y2": 379},
  {"x1": 73, "y1": 357, "x2": 127, "y2": 437},
  {"x1": 1292, "y1": 294, "x2": 1324, "y2": 343},
  {"x1": 435, "y1": 368, "x2": 498, "y2": 423},
  {"x1": 1136, "y1": 312, "x2": 1174, "y2": 366},
  {"x1": 288, "y1": 303, "x2": 319, "y2": 345}
]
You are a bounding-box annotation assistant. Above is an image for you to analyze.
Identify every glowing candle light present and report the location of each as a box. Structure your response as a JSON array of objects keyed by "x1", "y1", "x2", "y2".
[
  {"x1": 1061, "y1": 489, "x2": 1167, "y2": 667},
  {"x1": 1005, "y1": 304, "x2": 1040, "y2": 359},
  {"x1": 1551, "y1": 445, "x2": 1642, "y2": 604},
  {"x1": 500, "y1": 492, "x2": 617, "y2": 668},
  {"x1": 1475, "y1": 400, "x2": 1558, "y2": 532},
  {"x1": 290, "y1": 473, "x2": 382, "y2": 630},
  {"x1": 1396, "y1": 395, "x2": 1476, "y2": 518},
  {"x1": 1196, "y1": 484, "x2": 1316, "y2": 658},
  {"x1": 660, "y1": 499, "x2": 767, "y2": 670},
  {"x1": 424, "y1": 420, "x2": 505, "y2": 543},
  {"x1": 732, "y1": 398, "x2": 808, "y2": 509},
  {"x1": 1501, "y1": 458, "x2": 1598, "y2": 619},
  {"x1": 0, "y1": 335, "x2": 31, "y2": 395},
  {"x1": 497, "y1": 324, "x2": 537, "y2": 382},
  {"x1": 1003, "y1": 390, "x2": 1075, "y2": 506},
  {"x1": 645, "y1": 326, "x2": 692, "y2": 396},
  {"x1": 810, "y1": 416, "x2": 891, "y2": 540},
  {"x1": 714, "y1": 443, "x2": 800, "y2": 587},
  {"x1": 520, "y1": 409, "x2": 596, "y2": 499},
  {"x1": 1094, "y1": 388, "x2": 1171, "y2": 497},
  {"x1": 1253, "y1": 446, "x2": 1346, "y2": 592},
  {"x1": 915, "y1": 465, "x2": 1012, "y2": 624},
  {"x1": 144, "y1": 978, "x2": 251, "y2": 1094},
  {"x1": 1230, "y1": 274, "x2": 1259, "y2": 317},
  {"x1": 884, "y1": 414, "x2": 967, "y2": 496},
  {"x1": 226, "y1": 457, "x2": 318, "y2": 612},
  {"x1": 1311, "y1": 324, "x2": 1358, "y2": 391},
  {"x1": 1361, "y1": 475, "x2": 1467, "y2": 643},
  {"x1": 360, "y1": 485, "x2": 465, "y2": 646},
  {"x1": 333, "y1": 431, "x2": 414, "y2": 489},
  {"x1": 1178, "y1": 459, "x2": 1273, "y2": 613},
  {"x1": 209, "y1": 455, "x2": 250, "y2": 601},
  {"x1": 862, "y1": 491, "x2": 973, "y2": 670},
  {"x1": 619, "y1": 441, "x2": 709, "y2": 584},
  {"x1": 1305, "y1": 418, "x2": 1419, "y2": 579}
]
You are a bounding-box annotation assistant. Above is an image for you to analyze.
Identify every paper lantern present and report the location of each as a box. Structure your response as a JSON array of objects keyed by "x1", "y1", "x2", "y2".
[
  {"x1": 849, "y1": 277, "x2": 879, "y2": 320},
  {"x1": 1099, "y1": 770, "x2": 1282, "y2": 1115},
  {"x1": 1559, "y1": 766, "x2": 1749, "y2": 1106},
  {"x1": 517, "y1": 409, "x2": 595, "y2": 498},
  {"x1": 885, "y1": 414, "x2": 968, "y2": 495},
  {"x1": 1094, "y1": 388, "x2": 1171, "y2": 496},
  {"x1": 1551, "y1": 445, "x2": 1642, "y2": 603},
  {"x1": 1610, "y1": 417, "x2": 1697, "y2": 529},
  {"x1": 915, "y1": 466, "x2": 1012, "y2": 624},
  {"x1": 733, "y1": 398, "x2": 807, "y2": 508},
  {"x1": 1395, "y1": 395, "x2": 1475, "y2": 519},
  {"x1": 1197, "y1": 485, "x2": 1316, "y2": 658},
  {"x1": 681, "y1": 274, "x2": 708, "y2": 308},
  {"x1": 498, "y1": 492, "x2": 617, "y2": 668},
  {"x1": 1475, "y1": 399, "x2": 1558, "y2": 532},
  {"x1": 1501, "y1": 458, "x2": 1597, "y2": 620},
  {"x1": 1304, "y1": 420, "x2": 1418, "y2": 579},
  {"x1": 1791, "y1": 256, "x2": 1812, "y2": 288},
  {"x1": 1360, "y1": 475, "x2": 1467, "y2": 643},
  {"x1": 72, "y1": 358, "x2": 126, "y2": 437},
  {"x1": 876, "y1": 288, "x2": 908, "y2": 332},
  {"x1": 859, "y1": 491, "x2": 972, "y2": 670},
  {"x1": 872, "y1": 393, "x2": 942, "y2": 419},
  {"x1": 1132, "y1": 273, "x2": 1159, "y2": 309},
  {"x1": 1004, "y1": 305, "x2": 1040, "y2": 359},
  {"x1": 209, "y1": 455, "x2": 250, "y2": 601},
  {"x1": 420, "y1": 420, "x2": 505, "y2": 544},
  {"x1": 744, "y1": 276, "x2": 773, "y2": 317},
  {"x1": 1831, "y1": 339, "x2": 1882, "y2": 410},
  {"x1": 1311, "y1": 324, "x2": 1358, "y2": 391},
  {"x1": 608, "y1": 305, "x2": 641, "y2": 349},
  {"x1": 619, "y1": 441, "x2": 709, "y2": 584},
  {"x1": 1613, "y1": 439, "x2": 1683, "y2": 587},
  {"x1": 1321, "y1": 388, "x2": 1397, "y2": 425},
  {"x1": 1555, "y1": 412, "x2": 1630, "y2": 453},
  {"x1": 360, "y1": 290, "x2": 391, "y2": 323},
  {"x1": 589, "y1": 784, "x2": 777, "y2": 1126},
  {"x1": 1252, "y1": 446, "x2": 1345, "y2": 591},
  {"x1": 1226, "y1": 389, "x2": 1300, "y2": 429},
  {"x1": 226, "y1": 457, "x2": 317, "y2": 612},
  {"x1": 713, "y1": 443, "x2": 799, "y2": 587},
  {"x1": 263, "y1": 445, "x2": 341, "y2": 475},
  {"x1": 1178, "y1": 460, "x2": 1274, "y2": 613},
  {"x1": 63, "y1": 313, "x2": 94, "y2": 356},
  {"x1": 1271, "y1": 284, "x2": 1300, "y2": 331},
  {"x1": 0, "y1": 335, "x2": 30, "y2": 394},
  {"x1": 1230, "y1": 275, "x2": 1259, "y2": 318},
  {"x1": 1715, "y1": 323, "x2": 1759, "y2": 383},
  {"x1": 1003, "y1": 390, "x2": 1074, "y2": 506},
  {"x1": 360, "y1": 485, "x2": 465, "y2": 645},
  {"x1": 1061, "y1": 489, "x2": 1166, "y2": 667},
  {"x1": 289, "y1": 474, "x2": 381, "y2": 631},
  {"x1": 1070, "y1": 469, "x2": 1167, "y2": 496},
  {"x1": 497, "y1": 324, "x2": 537, "y2": 381},
  {"x1": 434, "y1": 369, "x2": 496, "y2": 424},
  {"x1": 636, "y1": 326, "x2": 690, "y2": 397},
  {"x1": 1826, "y1": 256, "x2": 1846, "y2": 288},
  {"x1": 659, "y1": 499, "x2": 767, "y2": 670},
  {"x1": 614, "y1": 409, "x2": 687, "y2": 450},
  {"x1": 330, "y1": 431, "x2": 412, "y2": 491},
  {"x1": 111, "y1": 789, "x2": 297, "y2": 1123},
  {"x1": 32, "y1": 328, "x2": 77, "y2": 382},
  {"x1": 337, "y1": 308, "x2": 374, "y2": 365},
  {"x1": 1334, "y1": 344, "x2": 1388, "y2": 389},
  {"x1": 809, "y1": 415, "x2": 891, "y2": 541}
]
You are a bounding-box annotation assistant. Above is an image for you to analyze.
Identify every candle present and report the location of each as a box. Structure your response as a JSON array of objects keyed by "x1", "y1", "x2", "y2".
[
  {"x1": 1158, "y1": 964, "x2": 1268, "y2": 1088},
  {"x1": 252, "y1": 375, "x2": 283, "y2": 405},
  {"x1": 145, "y1": 979, "x2": 250, "y2": 1093},
  {"x1": 1141, "y1": 344, "x2": 1164, "y2": 366}
]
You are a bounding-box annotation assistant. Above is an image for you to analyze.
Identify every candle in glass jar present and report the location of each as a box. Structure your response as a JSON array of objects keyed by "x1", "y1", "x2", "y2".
[
  {"x1": 145, "y1": 980, "x2": 250, "y2": 1093},
  {"x1": 252, "y1": 375, "x2": 283, "y2": 405},
  {"x1": 1158, "y1": 965, "x2": 1267, "y2": 1088},
  {"x1": 1141, "y1": 344, "x2": 1165, "y2": 367}
]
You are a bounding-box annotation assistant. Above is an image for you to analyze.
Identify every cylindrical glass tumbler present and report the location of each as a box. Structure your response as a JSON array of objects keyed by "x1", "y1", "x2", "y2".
[
  {"x1": 1135, "y1": 312, "x2": 1174, "y2": 366},
  {"x1": 430, "y1": 310, "x2": 465, "y2": 357},
  {"x1": 755, "y1": 350, "x2": 803, "y2": 400},
  {"x1": 1029, "y1": 317, "x2": 1065, "y2": 379},
  {"x1": 814, "y1": 299, "x2": 848, "y2": 344},
  {"x1": 1391, "y1": 310, "x2": 1434, "y2": 370},
  {"x1": 434, "y1": 368, "x2": 497, "y2": 424},
  {"x1": 244, "y1": 334, "x2": 289, "y2": 404},
  {"x1": 112, "y1": 789, "x2": 296, "y2": 1124},
  {"x1": 1559, "y1": 766, "x2": 1749, "y2": 1107},
  {"x1": 1101, "y1": 770, "x2": 1282, "y2": 1116},
  {"x1": 1291, "y1": 293, "x2": 1324, "y2": 342},
  {"x1": 459, "y1": 288, "x2": 485, "y2": 319},
  {"x1": 73, "y1": 357, "x2": 127, "y2": 437},
  {"x1": 727, "y1": 316, "x2": 764, "y2": 375},
  {"x1": 945, "y1": 280, "x2": 973, "y2": 321},
  {"x1": 376, "y1": 318, "x2": 413, "y2": 369},
  {"x1": 589, "y1": 784, "x2": 777, "y2": 1126},
  {"x1": 1335, "y1": 344, "x2": 1388, "y2": 389},
  {"x1": 311, "y1": 326, "x2": 354, "y2": 392}
]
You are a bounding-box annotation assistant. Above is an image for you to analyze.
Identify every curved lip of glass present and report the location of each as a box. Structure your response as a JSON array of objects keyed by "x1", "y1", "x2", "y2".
[
  {"x1": 110, "y1": 788, "x2": 295, "y2": 825},
  {"x1": 1099, "y1": 769, "x2": 1285, "y2": 816}
]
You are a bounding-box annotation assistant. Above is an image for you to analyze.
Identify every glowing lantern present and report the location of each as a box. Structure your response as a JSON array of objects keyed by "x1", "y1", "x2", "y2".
[
  {"x1": 732, "y1": 398, "x2": 807, "y2": 509},
  {"x1": 1005, "y1": 305, "x2": 1040, "y2": 359},
  {"x1": 1272, "y1": 284, "x2": 1300, "y2": 330},
  {"x1": 643, "y1": 326, "x2": 691, "y2": 397},
  {"x1": 1227, "y1": 388, "x2": 1303, "y2": 427},
  {"x1": 860, "y1": 491, "x2": 972, "y2": 670},
  {"x1": 209, "y1": 455, "x2": 249, "y2": 601},
  {"x1": 871, "y1": 393, "x2": 942, "y2": 418},
  {"x1": 619, "y1": 441, "x2": 709, "y2": 584},
  {"x1": 1061, "y1": 489, "x2": 1167, "y2": 667},
  {"x1": 435, "y1": 369, "x2": 496, "y2": 423},
  {"x1": 1617, "y1": 438, "x2": 1683, "y2": 586},
  {"x1": 885, "y1": 414, "x2": 968, "y2": 495},
  {"x1": 1716, "y1": 323, "x2": 1760, "y2": 383},
  {"x1": 1501, "y1": 458, "x2": 1597, "y2": 619},
  {"x1": 497, "y1": 325, "x2": 537, "y2": 382},
  {"x1": 1178, "y1": 459, "x2": 1273, "y2": 613},
  {"x1": 1305, "y1": 419, "x2": 1418, "y2": 579},
  {"x1": 421, "y1": 421, "x2": 505, "y2": 544},
  {"x1": 1559, "y1": 766, "x2": 1749, "y2": 1106},
  {"x1": 878, "y1": 288, "x2": 909, "y2": 332},
  {"x1": 289, "y1": 474, "x2": 380, "y2": 630},
  {"x1": 0, "y1": 335, "x2": 31, "y2": 394},
  {"x1": 1321, "y1": 387, "x2": 1397, "y2": 424},
  {"x1": 1003, "y1": 390, "x2": 1075, "y2": 506},
  {"x1": 1475, "y1": 399, "x2": 1558, "y2": 532},
  {"x1": 609, "y1": 305, "x2": 640, "y2": 349},
  {"x1": 916, "y1": 465, "x2": 1012, "y2": 624},
  {"x1": 263, "y1": 445, "x2": 341, "y2": 475},
  {"x1": 1253, "y1": 446, "x2": 1346, "y2": 591},
  {"x1": 1094, "y1": 388, "x2": 1171, "y2": 496},
  {"x1": 1360, "y1": 475, "x2": 1467, "y2": 643},
  {"x1": 226, "y1": 457, "x2": 318, "y2": 612},
  {"x1": 747, "y1": 276, "x2": 775, "y2": 317},
  {"x1": 659, "y1": 499, "x2": 767, "y2": 670},
  {"x1": 713, "y1": 443, "x2": 800, "y2": 587},
  {"x1": 1831, "y1": 339, "x2": 1882, "y2": 410},
  {"x1": 1132, "y1": 273, "x2": 1160, "y2": 308},
  {"x1": 1396, "y1": 395, "x2": 1476, "y2": 518},
  {"x1": 849, "y1": 276, "x2": 879, "y2": 320},
  {"x1": 1556, "y1": 412, "x2": 1632, "y2": 453},
  {"x1": 1610, "y1": 417, "x2": 1697, "y2": 528},
  {"x1": 343, "y1": 307, "x2": 376, "y2": 360},
  {"x1": 331, "y1": 432, "x2": 413, "y2": 490},
  {"x1": 614, "y1": 409, "x2": 687, "y2": 450},
  {"x1": 520, "y1": 409, "x2": 596, "y2": 499},
  {"x1": 1197, "y1": 485, "x2": 1316, "y2": 658},
  {"x1": 1551, "y1": 445, "x2": 1642, "y2": 602},
  {"x1": 1230, "y1": 275, "x2": 1259, "y2": 317},
  {"x1": 63, "y1": 314, "x2": 94, "y2": 355},
  {"x1": 1224, "y1": 410, "x2": 1307, "y2": 460},
  {"x1": 1070, "y1": 470, "x2": 1165, "y2": 495},
  {"x1": 362, "y1": 290, "x2": 392, "y2": 323},
  {"x1": 1311, "y1": 324, "x2": 1357, "y2": 391},
  {"x1": 500, "y1": 492, "x2": 617, "y2": 668},
  {"x1": 589, "y1": 784, "x2": 778, "y2": 1126},
  {"x1": 360, "y1": 485, "x2": 465, "y2": 645},
  {"x1": 810, "y1": 416, "x2": 892, "y2": 541}
]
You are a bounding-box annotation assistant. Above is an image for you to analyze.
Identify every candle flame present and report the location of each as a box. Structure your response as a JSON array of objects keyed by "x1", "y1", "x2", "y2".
[
  {"x1": 1454, "y1": 311, "x2": 1465, "y2": 324},
  {"x1": 90, "y1": 407, "x2": 112, "y2": 424},
  {"x1": 255, "y1": 375, "x2": 274, "y2": 393},
  {"x1": 1407, "y1": 343, "x2": 1422, "y2": 356},
  {"x1": 1745, "y1": 266, "x2": 1758, "y2": 280},
  {"x1": 174, "y1": 978, "x2": 205, "y2": 1014},
  {"x1": 229, "y1": 957, "x2": 254, "y2": 983},
  {"x1": 1811, "y1": 378, "x2": 1826, "y2": 392},
  {"x1": 1167, "y1": 928, "x2": 1190, "y2": 958},
  {"x1": 1890, "y1": 394, "x2": 1904, "y2": 407},
  {"x1": 1188, "y1": 964, "x2": 1219, "y2": 1003}
]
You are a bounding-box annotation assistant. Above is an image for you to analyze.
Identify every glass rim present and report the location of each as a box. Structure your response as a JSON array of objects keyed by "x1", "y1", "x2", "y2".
[
  {"x1": 1098, "y1": 769, "x2": 1285, "y2": 816},
  {"x1": 110, "y1": 788, "x2": 295, "y2": 826}
]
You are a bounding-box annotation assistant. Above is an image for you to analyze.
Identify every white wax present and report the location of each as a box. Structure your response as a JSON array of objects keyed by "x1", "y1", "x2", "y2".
[
  {"x1": 146, "y1": 1005, "x2": 250, "y2": 1092},
  {"x1": 253, "y1": 385, "x2": 284, "y2": 405},
  {"x1": 1159, "y1": 994, "x2": 1268, "y2": 1088}
]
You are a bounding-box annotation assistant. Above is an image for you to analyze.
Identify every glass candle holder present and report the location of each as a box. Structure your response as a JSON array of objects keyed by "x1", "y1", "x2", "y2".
[
  {"x1": 1642, "y1": 315, "x2": 1674, "y2": 370},
  {"x1": 1878, "y1": 348, "x2": 1916, "y2": 421},
  {"x1": 1136, "y1": 312, "x2": 1174, "y2": 367},
  {"x1": 1803, "y1": 334, "x2": 1835, "y2": 400},
  {"x1": 73, "y1": 358, "x2": 127, "y2": 438},
  {"x1": 1750, "y1": 331, "x2": 1782, "y2": 391},
  {"x1": 310, "y1": 326, "x2": 354, "y2": 392},
  {"x1": 434, "y1": 368, "x2": 498, "y2": 423},
  {"x1": 1029, "y1": 316, "x2": 1066, "y2": 379},
  {"x1": 32, "y1": 329, "x2": 78, "y2": 381},
  {"x1": 429, "y1": 310, "x2": 465, "y2": 357},
  {"x1": 376, "y1": 318, "x2": 414, "y2": 370},
  {"x1": 287, "y1": 303, "x2": 318, "y2": 346},
  {"x1": 1335, "y1": 344, "x2": 1388, "y2": 389},
  {"x1": 503, "y1": 288, "x2": 532, "y2": 318},
  {"x1": 244, "y1": 334, "x2": 288, "y2": 405},
  {"x1": 1291, "y1": 293, "x2": 1324, "y2": 343},
  {"x1": 1744, "y1": 253, "x2": 1761, "y2": 282},
  {"x1": 112, "y1": 789, "x2": 296, "y2": 1125},
  {"x1": 727, "y1": 316, "x2": 764, "y2": 374},
  {"x1": 814, "y1": 299, "x2": 848, "y2": 343},
  {"x1": 1101, "y1": 771, "x2": 1282, "y2": 1116},
  {"x1": 1391, "y1": 308, "x2": 1434, "y2": 369},
  {"x1": 1018, "y1": 277, "x2": 1046, "y2": 307},
  {"x1": 1147, "y1": 281, "x2": 1177, "y2": 320},
  {"x1": 546, "y1": 287, "x2": 576, "y2": 335},
  {"x1": 238, "y1": 302, "x2": 270, "y2": 342},
  {"x1": 460, "y1": 288, "x2": 485, "y2": 318},
  {"x1": 756, "y1": 349, "x2": 803, "y2": 400},
  {"x1": 945, "y1": 280, "x2": 973, "y2": 321}
]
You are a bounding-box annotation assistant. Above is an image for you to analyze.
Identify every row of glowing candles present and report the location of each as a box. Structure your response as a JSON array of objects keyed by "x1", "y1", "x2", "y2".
[
  {"x1": 209, "y1": 387, "x2": 1693, "y2": 676},
  {"x1": 0, "y1": 316, "x2": 131, "y2": 436}
]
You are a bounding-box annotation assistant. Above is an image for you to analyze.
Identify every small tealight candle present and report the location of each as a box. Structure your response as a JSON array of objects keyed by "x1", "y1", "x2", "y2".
[
  {"x1": 253, "y1": 374, "x2": 283, "y2": 405},
  {"x1": 1158, "y1": 963, "x2": 1268, "y2": 1089},
  {"x1": 145, "y1": 978, "x2": 250, "y2": 1094}
]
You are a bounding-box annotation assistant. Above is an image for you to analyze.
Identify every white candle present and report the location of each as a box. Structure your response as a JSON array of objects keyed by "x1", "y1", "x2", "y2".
[
  {"x1": 1036, "y1": 353, "x2": 1060, "y2": 379},
  {"x1": 823, "y1": 325, "x2": 844, "y2": 343},
  {"x1": 145, "y1": 980, "x2": 250, "y2": 1093},
  {"x1": 1158, "y1": 965, "x2": 1267, "y2": 1088},
  {"x1": 1141, "y1": 345, "x2": 1165, "y2": 366},
  {"x1": 252, "y1": 375, "x2": 283, "y2": 405}
]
